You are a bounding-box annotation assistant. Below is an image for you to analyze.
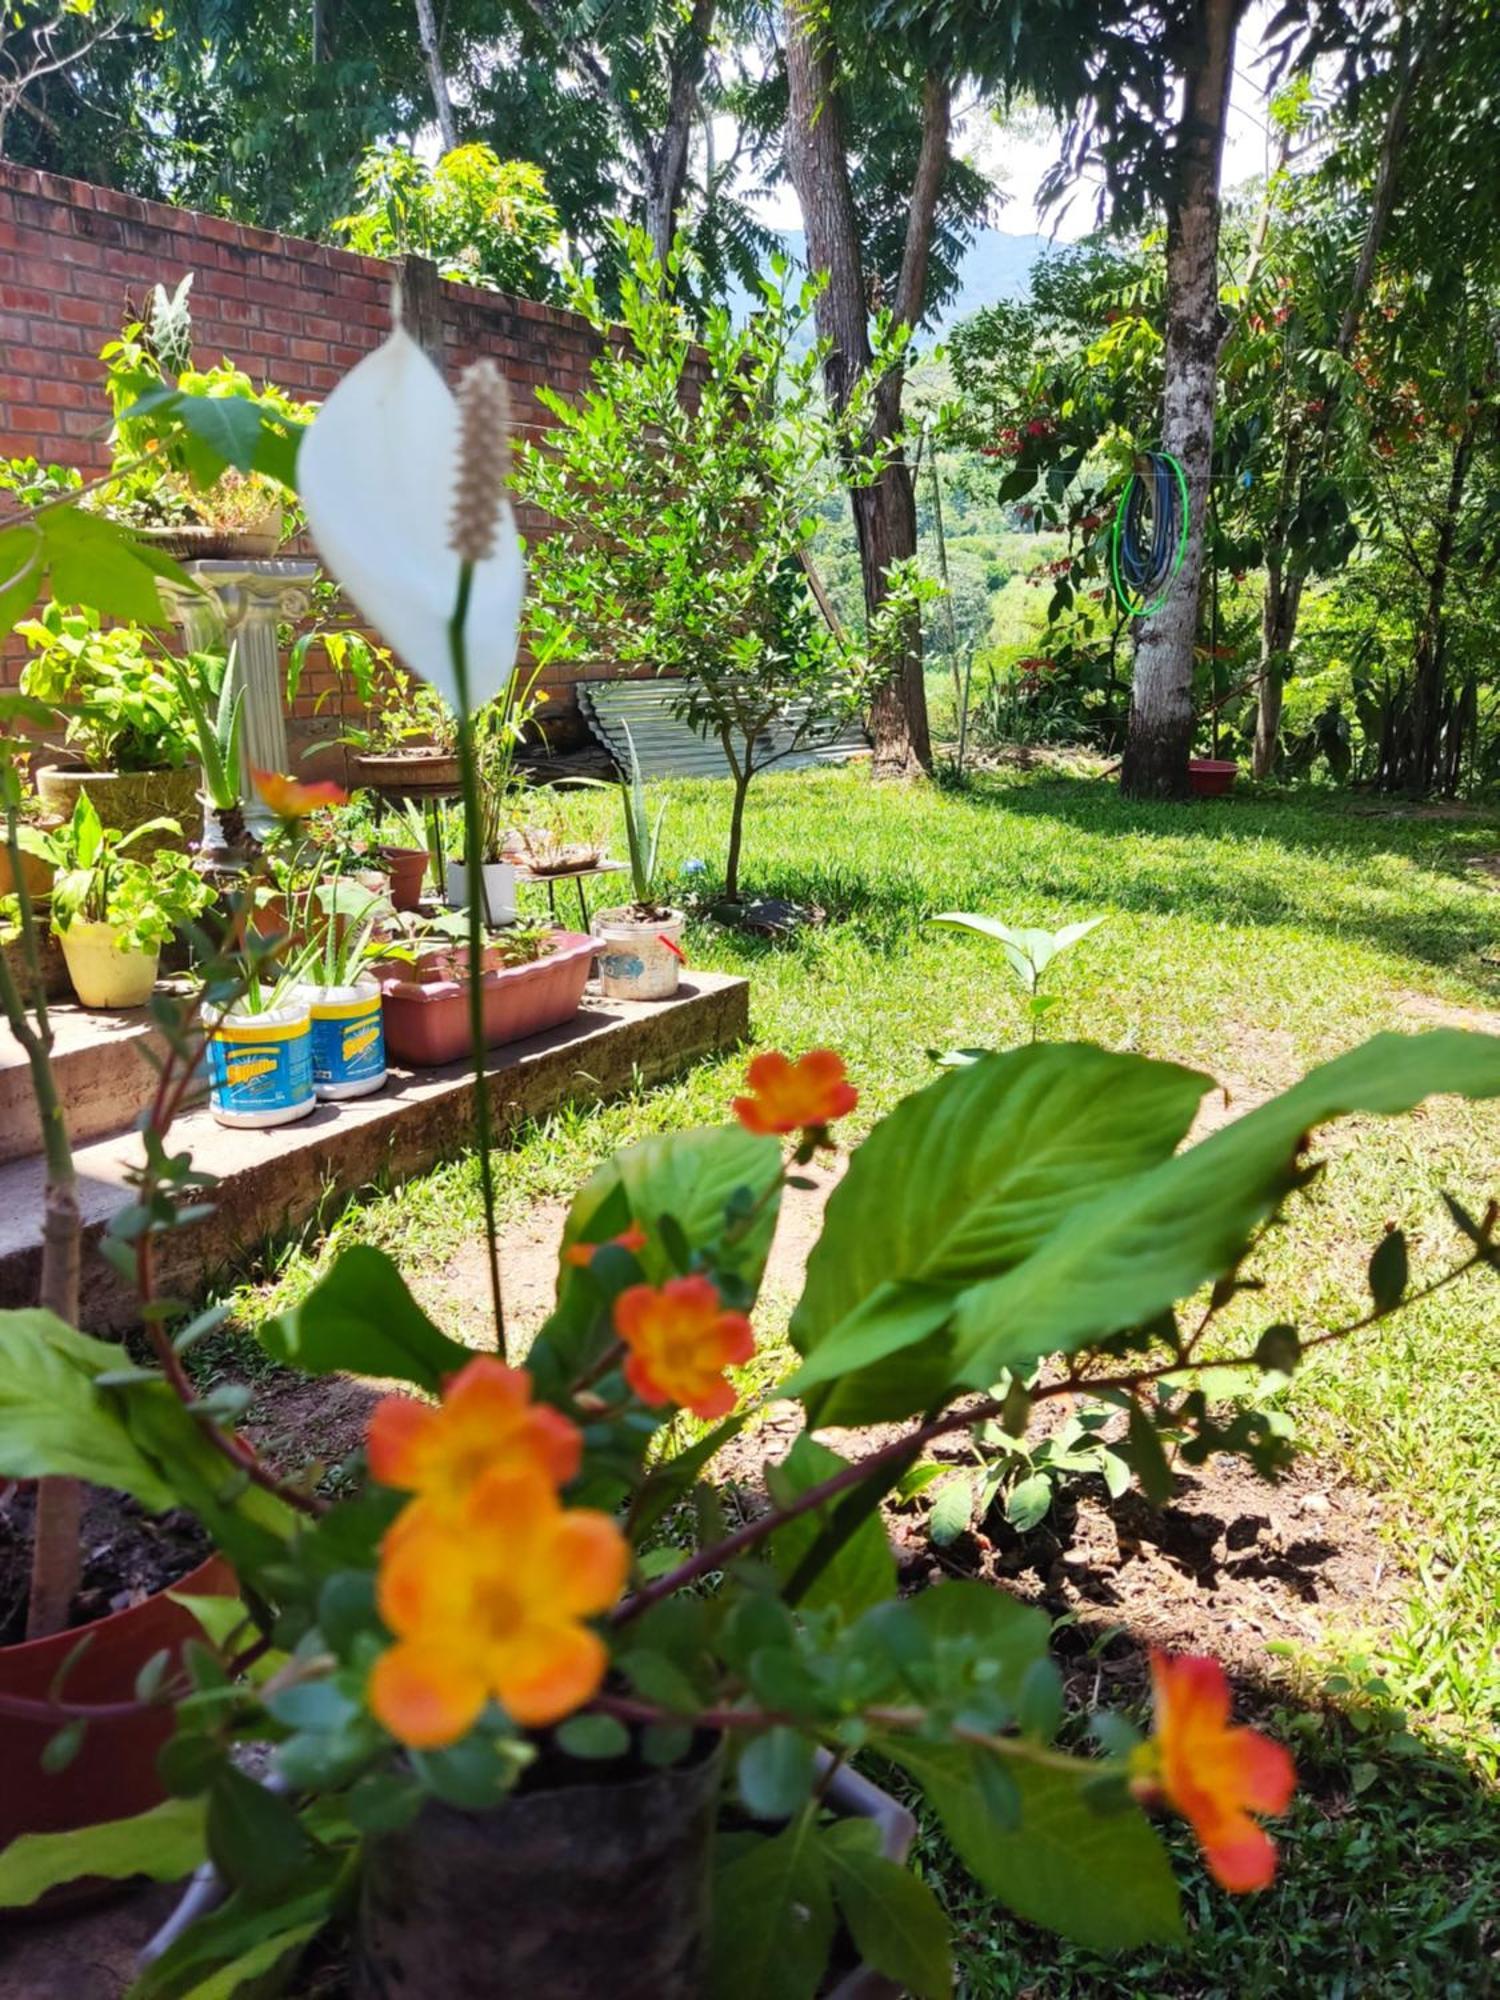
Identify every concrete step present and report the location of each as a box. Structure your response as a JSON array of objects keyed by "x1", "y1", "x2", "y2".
[
  {"x1": 0, "y1": 1002, "x2": 183, "y2": 1165},
  {"x1": 0, "y1": 972, "x2": 749, "y2": 1332}
]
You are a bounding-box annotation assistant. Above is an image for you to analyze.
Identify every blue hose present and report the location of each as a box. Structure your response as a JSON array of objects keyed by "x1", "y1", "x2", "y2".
[{"x1": 1110, "y1": 451, "x2": 1188, "y2": 618}]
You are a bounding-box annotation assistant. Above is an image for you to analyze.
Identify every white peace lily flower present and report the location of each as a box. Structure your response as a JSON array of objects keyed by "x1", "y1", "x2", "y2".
[{"x1": 297, "y1": 325, "x2": 525, "y2": 713}]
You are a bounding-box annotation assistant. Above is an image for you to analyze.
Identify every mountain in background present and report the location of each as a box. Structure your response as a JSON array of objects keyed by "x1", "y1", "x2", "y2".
[{"x1": 730, "y1": 225, "x2": 1053, "y2": 331}]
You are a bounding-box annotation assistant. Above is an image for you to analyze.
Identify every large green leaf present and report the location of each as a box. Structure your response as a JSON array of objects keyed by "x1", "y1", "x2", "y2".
[
  {"x1": 880, "y1": 1737, "x2": 1181, "y2": 1952},
  {"x1": 767, "y1": 1435, "x2": 896, "y2": 1619},
  {"x1": 259, "y1": 1246, "x2": 474, "y2": 1391},
  {"x1": 787, "y1": 1046, "x2": 1208, "y2": 1421},
  {"x1": 952, "y1": 1029, "x2": 1500, "y2": 1388},
  {"x1": 0, "y1": 1310, "x2": 176, "y2": 1507},
  {"x1": 118, "y1": 1383, "x2": 299, "y2": 1578},
  {"x1": 0, "y1": 1799, "x2": 205, "y2": 1909},
  {"x1": 42, "y1": 508, "x2": 185, "y2": 628},
  {"x1": 709, "y1": 1816, "x2": 833, "y2": 2000},
  {"x1": 129, "y1": 1874, "x2": 343, "y2": 2000},
  {"x1": 820, "y1": 1819, "x2": 953, "y2": 2000},
  {"x1": 559, "y1": 1125, "x2": 783, "y2": 1290}
]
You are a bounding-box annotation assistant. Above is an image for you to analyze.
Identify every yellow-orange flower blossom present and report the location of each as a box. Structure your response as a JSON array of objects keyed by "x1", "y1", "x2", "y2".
[
  {"x1": 613, "y1": 1274, "x2": 754, "y2": 1420},
  {"x1": 252, "y1": 767, "x2": 350, "y2": 820},
  {"x1": 563, "y1": 1222, "x2": 649, "y2": 1270},
  {"x1": 367, "y1": 1357, "x2": 581, "y2": 1511},
  {"x1": 1132, "y1": 1651, "x2": 1296, "y2": 1892},
  {"x1": 733, "y1": 1049, "x2": 858, "y2": 1137},
  {"x1": 369, "y1": 1468, "x2": 628, "y2": 1745}
]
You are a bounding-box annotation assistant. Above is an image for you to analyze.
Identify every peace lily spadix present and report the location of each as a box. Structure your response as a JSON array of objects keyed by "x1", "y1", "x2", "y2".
[{"x1": 297, "y1": 326, "x2": 525, "y2": 712}]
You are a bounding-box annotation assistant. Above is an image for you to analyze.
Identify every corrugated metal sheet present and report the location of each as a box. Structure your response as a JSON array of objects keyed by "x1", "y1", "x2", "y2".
[{"x1": 579, "y1": 680, "x2": 868, "y2": 782}]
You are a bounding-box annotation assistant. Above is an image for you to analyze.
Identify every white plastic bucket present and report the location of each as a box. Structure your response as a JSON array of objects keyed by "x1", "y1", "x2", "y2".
[
  {"x1": 591, "y1": 910, "x2": 685, "y2": 1001},
  {"x1": 445, "y1": 859, "x2": 516, "y2": 927},
  {"x1": 295, "y1": 975, "x2": 387, "y2": 1100},
  {"x1": 204, "y1": 1000, "x2": 316, "y2": 1128}
]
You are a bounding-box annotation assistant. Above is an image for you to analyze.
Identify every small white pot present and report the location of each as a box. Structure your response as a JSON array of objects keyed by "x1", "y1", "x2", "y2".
[
  {"x1": 445, "y1": 859, "x2": 517, "y2": 927},
  {"x1": 591, "y1": 908, "x2": 685, "y2": 1001}
]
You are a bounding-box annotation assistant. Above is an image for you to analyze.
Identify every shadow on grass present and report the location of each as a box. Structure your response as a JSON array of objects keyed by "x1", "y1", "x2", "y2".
[{"x1": 720, "y1": 773, "x2": 1500, "y2": 984}]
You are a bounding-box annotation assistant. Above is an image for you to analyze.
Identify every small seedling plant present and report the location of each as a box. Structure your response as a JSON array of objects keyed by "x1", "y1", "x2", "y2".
[{"x1": 931, "y1": 912, "x2": 1104, "y2": 1050}]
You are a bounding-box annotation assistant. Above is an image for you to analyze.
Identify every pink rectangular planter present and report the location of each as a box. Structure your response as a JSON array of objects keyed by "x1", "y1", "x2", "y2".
[{"x1": 377, "y1": 931, "x2": 596, "y2": 1068}]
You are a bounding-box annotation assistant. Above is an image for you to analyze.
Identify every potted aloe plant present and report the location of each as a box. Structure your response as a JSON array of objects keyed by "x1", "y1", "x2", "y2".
[
  {"x1": 289, "y1": 870, "x2": 392, "y2": 1099},
  {"x1": 171, "y1": 647, "x2": 253, "y2": 876},
  {"x1": 202, "y1": 943, "x2": 316, "y2": 1128},
  {"x1": 442, "y1": 669, "x2": 545, "y2": 924},
  {"x1": 591, "y1": 726, "x2": 684, "y2": 1000},
  {"x1": 30, "y1": 794, "x2": 210, "y2": 1009}
]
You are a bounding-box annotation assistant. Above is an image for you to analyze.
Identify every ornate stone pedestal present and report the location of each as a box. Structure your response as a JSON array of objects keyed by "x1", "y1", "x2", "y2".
[{"x1": 163, "y1": 560, "x2": 318, "y2": 841}]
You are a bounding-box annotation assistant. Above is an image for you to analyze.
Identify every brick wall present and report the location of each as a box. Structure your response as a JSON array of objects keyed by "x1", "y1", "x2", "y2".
[{"x1": 0, "y1": 162, "x2": 612, "y2": 755}]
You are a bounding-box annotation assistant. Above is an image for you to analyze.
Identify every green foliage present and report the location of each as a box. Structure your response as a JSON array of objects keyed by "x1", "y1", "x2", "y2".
[
  {"x1": 259, "y1": 1245, "x2": 473, "y2": 1390},
  {"x1": 171, "y1": 649, "x2": 245, "y2": 812},
  {"x1": 29, "y1": 794, "x2": 210, "y2": 951},
  {"x1": 930, "y1": 912, "x2": 1104, "y2": 1044},
  {"x1": 17, "y1": 602, "x2": 192, "y2": 773},
  {"x1": 523, "y1": 227, "x2": 892, "y2": 894},
  {"x1": 333, "y1": 142, "x2": 561, "y2": 301},
  {"x1": 0, "y1": 1799, "x2": 207, "y2": 1910}
]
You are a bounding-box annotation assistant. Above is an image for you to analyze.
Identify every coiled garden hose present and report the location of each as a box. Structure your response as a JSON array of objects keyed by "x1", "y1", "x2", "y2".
[{"x1": 1109, "y1": 450, "x2": 1188, "y2": 618}]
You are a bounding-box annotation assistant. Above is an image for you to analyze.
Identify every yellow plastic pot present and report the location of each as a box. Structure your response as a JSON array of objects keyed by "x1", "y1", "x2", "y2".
[{"x1": 57, "y1": 921, "x2": 160, "y2": 1010}]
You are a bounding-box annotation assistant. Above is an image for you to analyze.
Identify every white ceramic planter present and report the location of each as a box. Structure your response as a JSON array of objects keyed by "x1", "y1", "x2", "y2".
[
  {"x1": 294, "y1": 974, "x2": 387, "y2": 1100},
  {"x1": 445, "y1": 859, "x2": 517, "y2": 927},
  {"x1": 591, "y1": 908, "x2": 685, "y2": 1001},
  {"x1": 203, "y1": 999, "x2": 316, "y2": 1129}
]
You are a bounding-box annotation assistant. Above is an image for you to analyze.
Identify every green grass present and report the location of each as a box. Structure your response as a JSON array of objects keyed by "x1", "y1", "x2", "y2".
[{"x1": 220, "y1": 764, "x2": 1500, "y2": 1994}]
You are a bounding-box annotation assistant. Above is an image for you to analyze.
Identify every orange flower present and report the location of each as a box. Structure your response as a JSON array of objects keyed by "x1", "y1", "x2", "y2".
[
  {"x1": 1132, "y1": 1651, "x2": 1296, "y2": 1892},
  {"x1": 732, "y1": 1049, "x2": 858, "y2": 1137},
  {"x1": 367, "y1": 1357, "x2": 580, "y2": 1509},
  {"x1": 613, "y1": 1274, "x2": 753, "y2": 1420},
  {"x1": 369, "y1": 1468, "x2": 628, "y2": 1745},
  {"x1": 563, "y1": 1222, "x2": 648, "y2": 1270},
  {"x1": 252, "y1": 767, "x2": 349, "y2": 820}
]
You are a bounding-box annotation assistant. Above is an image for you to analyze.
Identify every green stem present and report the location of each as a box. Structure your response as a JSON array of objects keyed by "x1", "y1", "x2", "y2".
[{"x1": 449, "y1": 561, "x2": 508, "y2": 1360}]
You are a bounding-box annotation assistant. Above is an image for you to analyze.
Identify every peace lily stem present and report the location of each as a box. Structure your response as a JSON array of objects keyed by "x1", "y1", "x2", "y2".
[{"x1": 450, "y1": 558, "x2": 507, "y2": 1359}]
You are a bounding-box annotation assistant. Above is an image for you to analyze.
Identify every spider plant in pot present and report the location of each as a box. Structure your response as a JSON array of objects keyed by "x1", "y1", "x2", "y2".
[
  {"x1": 288, "y1": 869, "x2": 396, "y2": 1100},
  {"x1": 591, "y1": 726, "x2": 684, "y2": 1000},
  {"x1": 28, "y1": 794, "x2": 210, "y2": 1009},
  {"x1": 172, "y1": 646, "x2": 252, "y2": 876}
]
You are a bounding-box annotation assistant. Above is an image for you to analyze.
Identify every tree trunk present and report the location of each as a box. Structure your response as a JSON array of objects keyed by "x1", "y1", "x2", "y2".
[
  {"x1": 413, "y1": 0, "x2": 458, "y2": 154},
  {"x1": 1121, "y1": 0, "x2": 1241, "y2": 800},
  {"x1": 643, "y1": 0, "x2": 716, "y2": 266},
  {"x1": 1251, "y1": 563, "x2": 1304, "y2": 777},
  {"x1": 784, "y1": 1, "x2": 945, "y2": 778},
  {"x1": 1251, "y1": 14, "x2": 1421, "y2": 775},
  {"x1": 723, "y1": 738, "x2": 753, "y2": 903},
  {"x1": 1404, "y1": 410, "x2": 1476, "y2": 792}
]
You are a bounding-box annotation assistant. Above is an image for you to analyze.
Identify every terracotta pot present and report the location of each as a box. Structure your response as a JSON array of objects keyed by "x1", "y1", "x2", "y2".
[
  {"x1": 0, "y1": 1554, "x2": 234, "y2": 1864},
  {"x1": 0, "y1": 844, "x2": 54, "y2": 904},
  {"x1": 381, "y1": 845, "x2": 429, "y2": 912},
  {"x1": 356, "y1": 1737, "x2": 723, "y2": 1999},
  {"x1": 351, "y1": 750, "x2": 462, "y2": 797},
  {"x1": 378, "y1": 931, "x2": 594, "y2": 1067},
  {"x1": 1188, "y1": 758, "x2": 1238, "y2": 798},
  {"x1": 33, "y1": 766, "x2": 200, "y2": 851}
]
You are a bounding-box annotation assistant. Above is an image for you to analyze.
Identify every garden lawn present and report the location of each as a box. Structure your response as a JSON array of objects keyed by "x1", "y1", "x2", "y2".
[{"x1": 219, "y1": 764, "x2": 1500, "y2": 1997}]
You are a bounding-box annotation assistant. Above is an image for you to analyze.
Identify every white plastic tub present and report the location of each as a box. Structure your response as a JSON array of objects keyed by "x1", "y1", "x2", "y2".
[
  {"x1": 294, "y1": 974, "x2": 387, "y2": 1100},
  {"x1": 203, "y1": 999, "x2": 316, "y2": 1129}
]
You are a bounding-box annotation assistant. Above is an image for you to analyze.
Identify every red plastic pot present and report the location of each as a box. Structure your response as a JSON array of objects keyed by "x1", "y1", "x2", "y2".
[
  {"x1": 1189, "y1": 758, "x2": 1238, "y2": 798},
  {"x1": 381, "y1": 845, "x2": 429, "y2": 913},
  {"x1": 378, "y1": 931, "x2": 596, "y2": 1068},
  {"x1": 0, "y1": 1554, "x2": 235, "y2": 1862}
]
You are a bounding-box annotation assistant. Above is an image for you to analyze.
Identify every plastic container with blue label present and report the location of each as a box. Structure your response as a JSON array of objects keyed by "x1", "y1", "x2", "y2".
[
  {"x1": 295, "y1": 976, "x2": 387, "y2": 1100},
  {"x1": 204, "y1": 1001, "x2": 316, "y2": 1129}
]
